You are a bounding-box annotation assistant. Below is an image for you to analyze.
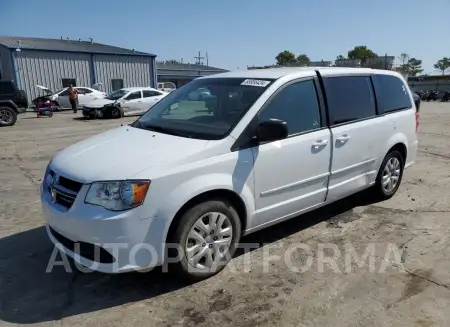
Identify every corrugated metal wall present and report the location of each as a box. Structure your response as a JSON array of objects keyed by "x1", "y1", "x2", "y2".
[
  {"x1": 15, "y1": 50, "x2": 92, "y2": 102},
  {"x1": 93, "y1": 55, "x2": 153, "y2": 94}
]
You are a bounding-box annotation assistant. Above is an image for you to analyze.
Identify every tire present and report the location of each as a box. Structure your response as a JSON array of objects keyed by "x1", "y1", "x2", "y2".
[
  {"x1": 372, "y1": 150, "x2": 404, "y2": 200},
  {"x1": 111, "y1": 107, "x2": 121, "y2": 119},
  {"x1": 167, "y1": 199, "x2": 242, "y2": 280},
  {"x1": 0, "y1": 106, "x2": 18, "y2": 127}
]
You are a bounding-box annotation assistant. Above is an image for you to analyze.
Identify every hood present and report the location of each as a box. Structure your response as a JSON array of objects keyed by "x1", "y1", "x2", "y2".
[
  {"x1": 36, "y1": 85, "x2": 53, "y2": 94},
  {"x1": 83, "y1": 98, "x2": 115, "y2": 108},
  {"x1": 50, "y1": 125, "x2": 209, "y2": 182}
]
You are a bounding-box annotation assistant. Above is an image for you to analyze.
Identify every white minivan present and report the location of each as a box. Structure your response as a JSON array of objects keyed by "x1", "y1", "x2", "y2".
[{"x1": 41, "y1": 67, "x2": 419, "y2": 280}]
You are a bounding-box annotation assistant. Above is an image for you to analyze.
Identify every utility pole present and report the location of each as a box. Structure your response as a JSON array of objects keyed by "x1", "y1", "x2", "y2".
[{"x1": 194, "y1": 51, "x2": 204, "y2": 65}]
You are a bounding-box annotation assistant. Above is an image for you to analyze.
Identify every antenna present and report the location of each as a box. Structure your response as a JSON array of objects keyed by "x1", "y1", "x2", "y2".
[{"x1": 194, "y1": 51, "x2": 204, "y2": 65}]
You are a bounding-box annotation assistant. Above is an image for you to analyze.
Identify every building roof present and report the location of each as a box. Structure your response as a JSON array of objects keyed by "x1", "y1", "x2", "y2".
[
  {"x1": 0, "y1": 36, "x2": 156, "y2": 56},
  {"x1": 201, "y1": 66, "x2": 399, "y2": 80},
  {"x1": 157, "y1": 61, "x2": 227, "y2": 72}
]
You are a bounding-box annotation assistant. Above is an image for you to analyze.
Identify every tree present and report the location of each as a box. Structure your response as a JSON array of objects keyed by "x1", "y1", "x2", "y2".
[
  {"x1": 347, "y1": 46, "x2": 377, "y2": 63},
  {"x1": 336, "y1": 55, "x2": 346, "y2": 60},
  {"x1": 296, "y1": 54, "x2": 310, "y2": 66},
  {"x1": 395, "y1": 57, "x2": 423, "y2": 77},
  {"x1": 165, "y1": 59, "x2": 180, "y2": 64},
  {"x1": 399, "y1": 53, "x2": 409, "y2": 66},
  {"x1": 434, "y1": 57, "x2": 450, "y2": 75},
  {"x1": 275, "y1": 50, "x2": 296, "y2": 66},
  {"x1": 407, "y1": 58, "x2": 423, "y2": 76}
]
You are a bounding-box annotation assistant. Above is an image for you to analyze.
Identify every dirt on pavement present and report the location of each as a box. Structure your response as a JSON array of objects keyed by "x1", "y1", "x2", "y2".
[{"x1": 1, "y1": 104, "x2": 450, "y2": 327}]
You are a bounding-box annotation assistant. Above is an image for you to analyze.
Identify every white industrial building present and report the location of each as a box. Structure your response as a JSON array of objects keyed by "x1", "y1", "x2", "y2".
[{"x1": 0, "y1": 36, "x2": 157, "y2": 102}]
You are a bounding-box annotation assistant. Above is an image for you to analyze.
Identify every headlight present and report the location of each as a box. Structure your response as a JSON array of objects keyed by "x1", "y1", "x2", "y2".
[{"x1": 85, "y1": 180, "x2": 150, "y2": 211}]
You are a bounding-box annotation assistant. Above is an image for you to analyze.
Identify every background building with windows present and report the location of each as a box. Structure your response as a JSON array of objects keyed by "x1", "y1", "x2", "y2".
[
  {"x1": 0, "y1": 36, "x2": 157, "y2": 102},
  {"x1": 156, "y1": 61, "x2": 228, "y2": 87}
]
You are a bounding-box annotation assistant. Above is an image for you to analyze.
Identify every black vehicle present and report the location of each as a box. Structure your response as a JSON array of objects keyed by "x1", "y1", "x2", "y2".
[
  {"x1": 419, "y1": 91, "x2": 429, "y2": 101},
  {"x1": 440, "y1": 91, "x2": 450, "y2": 102},
  {"x1": 426, "y1": 90, "x2": 439, "y2": 101},
  {"x1": 0, "y1": 80, "x2": 28, "y2": 126}
]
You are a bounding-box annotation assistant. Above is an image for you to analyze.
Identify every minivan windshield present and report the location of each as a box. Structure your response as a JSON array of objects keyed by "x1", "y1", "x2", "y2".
[
  {"x1": 133, "y1": 77, "x2": 274, "y2": 140},
  {"x1": 106, "y1": 89, "x2": 128, "y2": 100}
]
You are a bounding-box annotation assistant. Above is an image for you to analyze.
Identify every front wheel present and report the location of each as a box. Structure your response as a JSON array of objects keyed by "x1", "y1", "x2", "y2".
[
  {"x1": 168, "y1": 199, "x2": 242, "y2": 280},
  {"x1": 110, "y1": 107, "x2": 121, "y2": 119},
  {"x1": 372, "y1": 150, "x2": 404, "y2": 200},
  {"x1": 0, "y1": 106, "x2": 18, "y2": 127}
]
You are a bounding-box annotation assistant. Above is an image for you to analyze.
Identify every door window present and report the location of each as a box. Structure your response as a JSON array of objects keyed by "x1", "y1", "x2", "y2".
[
  {"x1": 126, "y1": 91, "x2": 142, "y2": 100},
  {"x1": 258, "y1": 79, "x2": 321, "y2": 136},
  {"x1": 372, "y1": 74, "x2": 412, "y2": 113},
  {"x1": 62, "y1": 78, "x2": 76, "y2": 87},
  {"x1": 111, "y1": 79, "x2": 124, "y2": 91},
  {"x1": 80, "y1": 88, "x2": 93, "y2": 94},
  {"x1": 323, "y1": 76, "x2": 376, "y2": 125},
  {"x1": 143, "y1": 90, "x2": 161, "y2": 97}
]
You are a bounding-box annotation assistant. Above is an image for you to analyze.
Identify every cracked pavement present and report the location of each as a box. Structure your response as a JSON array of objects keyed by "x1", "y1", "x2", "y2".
[{"x1": 1, "y1": 103, "x2": 450, "y2": 327}]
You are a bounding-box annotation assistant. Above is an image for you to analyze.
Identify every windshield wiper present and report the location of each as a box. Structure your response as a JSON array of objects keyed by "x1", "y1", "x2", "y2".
[{"x1": 142, "y1": 124, "x2": 193, "y2": 138}]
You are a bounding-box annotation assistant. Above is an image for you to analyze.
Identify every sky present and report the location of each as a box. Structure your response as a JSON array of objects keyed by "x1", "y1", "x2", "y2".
[{"x1": 1, "y1": 0, "x2": 449, "y2": 74}]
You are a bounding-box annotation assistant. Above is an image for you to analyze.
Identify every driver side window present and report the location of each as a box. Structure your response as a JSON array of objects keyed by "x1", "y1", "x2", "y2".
[
  {"x1": 258, "y1": 79, "x2": 321, "y2": 136},
  {"x1": 126, "y1": 91, "x2": 142, "y2": 100}
]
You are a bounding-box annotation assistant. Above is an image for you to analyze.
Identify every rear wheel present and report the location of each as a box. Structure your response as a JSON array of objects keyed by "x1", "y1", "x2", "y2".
[
  {"x1": 167, "y1": 199, "x2": 242, "y2": 280},
  {"x1": 0, "y1": 106, "x2": 18, "y2": 127},
  {"x1": 372, "y1": 150, "x2": 404, "y2": 200}
]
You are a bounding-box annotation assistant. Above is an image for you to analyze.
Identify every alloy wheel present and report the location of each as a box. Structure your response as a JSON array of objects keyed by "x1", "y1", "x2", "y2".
[
  {"x1": 382, "y1": 157, "x2": 401, "y2": 193},
  {"x1": 0, "y1": 109, "x2": 13, "y2": 124},
  {"x1": 185, "y1": 212, "x2": 233, "y2": 270}
]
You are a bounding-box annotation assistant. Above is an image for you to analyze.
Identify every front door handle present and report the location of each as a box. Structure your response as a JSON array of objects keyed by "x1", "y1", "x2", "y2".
[
  {"x1": 312, "y1": 140, "x2": 329, "y2": 147},
  {"x1": 336, "y1": 134, "x2": 350, "y2": 142}
]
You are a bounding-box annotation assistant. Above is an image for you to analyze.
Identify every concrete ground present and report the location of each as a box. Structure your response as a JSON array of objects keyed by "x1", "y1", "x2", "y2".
[{"x1": 0, "y1": 103, "x2": 449, "y2": 327}]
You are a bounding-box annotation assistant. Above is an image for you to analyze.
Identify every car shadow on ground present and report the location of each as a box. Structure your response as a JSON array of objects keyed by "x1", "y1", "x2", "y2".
[{"x1": 0, "y1": 190, "x2": 380, "y2": 324}]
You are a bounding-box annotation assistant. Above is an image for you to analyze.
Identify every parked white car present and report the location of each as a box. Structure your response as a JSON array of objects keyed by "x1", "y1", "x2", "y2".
[
  {"x1": 33, "y1": 85, "x2": 106, "y2": 109},
  {"x1": 41, "y1": 67, "x2": 418, "y2": 280},
  {"x1": 82, "y1": 87, "x2": 167, "y2": 119},
  {"x1": 157, "y1": 82, "x2": 176, "y2": 93}
]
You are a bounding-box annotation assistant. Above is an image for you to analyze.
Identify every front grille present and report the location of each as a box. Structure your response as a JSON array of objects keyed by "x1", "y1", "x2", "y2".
[
  {"x1": 49, "y1": 227, "x2": 116, "y2": 264},
  {"x1": 58, "y1": 175, "x2": 83, "y2": 193},
  {"x1": 48, "y1": 170, "x2": 83, "y2": 209}
]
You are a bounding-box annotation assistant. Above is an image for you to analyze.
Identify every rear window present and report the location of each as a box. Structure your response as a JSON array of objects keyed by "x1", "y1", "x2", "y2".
[
  {"x1": 323, "y1": 76, "x2": 376, "y2": 125},
  {"x1": 372, "y1": 74, "x2": 412, "y2": 113}
]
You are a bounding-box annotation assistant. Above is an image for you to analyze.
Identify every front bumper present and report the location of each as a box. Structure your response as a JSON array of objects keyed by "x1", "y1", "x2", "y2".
[
  {"x1": 40, "y1": 179, "x2": 165, "y2": 273},
  {"x1": 82, "y1": 108, "x2": 104, "y2": 118}
]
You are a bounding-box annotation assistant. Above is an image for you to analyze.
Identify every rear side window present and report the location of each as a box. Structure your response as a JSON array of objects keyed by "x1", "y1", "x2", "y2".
[
  {"x1": 258, "y1": 79, "x2": 321, "y2": 136},
  {"x1": 143, "y1": 90, "x2": 161, "y2": 97},
  {"x1": 372, "y1": 74, "x2": 412, "y2": 113},
  {"x1": 0, "y1": 81, "x2": 15, "y2": 94},
  {"x1": 324, "y1": 76, "x2": 376, "y2": 125}
]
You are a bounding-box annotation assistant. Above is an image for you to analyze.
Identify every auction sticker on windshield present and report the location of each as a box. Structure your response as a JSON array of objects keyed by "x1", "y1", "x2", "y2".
[{"x1": 241, "y1": 79, "x2": 271, "y2": 87}]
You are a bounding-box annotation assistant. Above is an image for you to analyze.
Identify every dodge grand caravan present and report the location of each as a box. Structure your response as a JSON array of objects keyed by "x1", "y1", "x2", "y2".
[{"x1": 41, "y1": 67, "x2": 419, "y2": 280}]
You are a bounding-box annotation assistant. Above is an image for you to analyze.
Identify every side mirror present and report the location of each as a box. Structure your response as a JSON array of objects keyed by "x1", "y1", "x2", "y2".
[{"x1": 256, "y1": 119, "x2": 288, "y2": 143}]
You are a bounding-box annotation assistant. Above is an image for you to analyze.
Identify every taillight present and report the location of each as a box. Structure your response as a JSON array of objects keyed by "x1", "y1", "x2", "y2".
[{"x1": 415, "y1": 112, "x2": 419, "y2": 133}]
